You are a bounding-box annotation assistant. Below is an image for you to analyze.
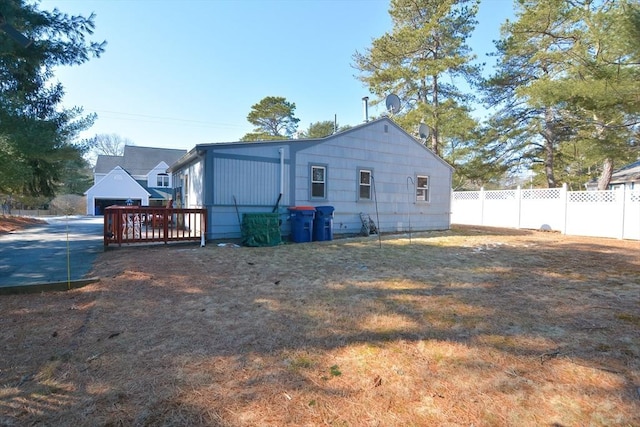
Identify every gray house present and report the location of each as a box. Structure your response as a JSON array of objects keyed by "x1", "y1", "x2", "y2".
[{"x1": 169, "y1": 118, "x2": 453, "y2": 240}]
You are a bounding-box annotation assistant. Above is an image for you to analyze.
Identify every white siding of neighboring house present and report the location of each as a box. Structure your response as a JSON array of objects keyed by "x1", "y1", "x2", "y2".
[
  {"x1": 173, "y1": 156, "x2": 204, "y2": 209},
  {"x1": 146, "y1": 162, "x2": 172, "y2": 189},
  {"x1": 84, "y1": 166, "x2": 150, "y2": 215},
  {"x1": 94, "y1": 173, "x2": 107, "y2": 184}
]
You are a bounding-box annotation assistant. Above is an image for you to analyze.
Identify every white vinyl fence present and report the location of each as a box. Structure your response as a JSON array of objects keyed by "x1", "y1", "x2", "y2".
[{"x1": 451, "y1": 184, "x2": 640, "y2": 240}]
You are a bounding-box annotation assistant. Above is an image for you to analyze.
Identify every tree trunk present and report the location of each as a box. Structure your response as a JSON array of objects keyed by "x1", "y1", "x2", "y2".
[
  {"x1": 543, "y1": 106, "x2": 557, "y2": 188},
  {"x1": 597, "y1": 158, "x2": 613, "y2": 190},
  {"x1": 431, "y1": 73, "x2": 439, "y2": 155}
]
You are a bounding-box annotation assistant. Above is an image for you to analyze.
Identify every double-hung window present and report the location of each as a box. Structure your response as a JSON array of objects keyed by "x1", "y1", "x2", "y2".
[
  {"x1": 359, "y1": 169, "x2": 372, "y2": 200},
  {"x1": 416, "y1": 175, "x2": 429, "y2": 202},
  {"x1": 311, "y1": 165, "x2": 326, "y2": 199},
  {"x1": 157, "y1": 173, "x2": 169, "y2": 187}
]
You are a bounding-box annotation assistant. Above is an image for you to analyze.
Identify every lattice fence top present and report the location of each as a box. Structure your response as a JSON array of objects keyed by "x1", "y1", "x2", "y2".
[
  {"x1": 485, "y1": 190, "x2": 516, "y2": 200},
  {"x1": 451, "y1": 188, "x2": 639, "y2": 240},
  {"x1": 522, "y1": 188, "x2": 561, "y2": 200},
  {"x1": 452, "y1": 191, "x2": 480, "y2": 200},
  {"x1": 568, "y1": 191, "x2": 616, "y2": 203},
  {"x1": 453, "y1": 189, "x2": 639, "y2": 203}
]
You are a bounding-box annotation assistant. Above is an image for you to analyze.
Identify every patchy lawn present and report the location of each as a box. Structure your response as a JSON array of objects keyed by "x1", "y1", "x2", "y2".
[
  {"x1": 1, "y1": 226, "x2": 639, "y2": 426},
  {"x1": 0, "y1": 215, "x2": 45, "y2": 234}
]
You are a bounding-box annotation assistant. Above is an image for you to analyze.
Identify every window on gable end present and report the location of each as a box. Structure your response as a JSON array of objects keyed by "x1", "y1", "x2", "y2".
[
  {"x1": 157, "y1": 173, "x2": 169, "y2": 187},
  {"x1": 416, "y1": 175, "x2": 429, "y2": 202},
  {"x1": 359, "y1": 169, "x2": 372, "y2": 200}
]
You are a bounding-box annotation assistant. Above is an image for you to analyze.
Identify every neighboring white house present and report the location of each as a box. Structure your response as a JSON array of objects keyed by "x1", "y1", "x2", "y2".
[
  {"x1": 585, "y1": 159, "x2": 640, "y2": 191},
  {"x1": 609, "y1": 160, "x2": 640, "y2": 191},
  {"x1": 168, "y1": 117, "x2": 454, "y2": 240},
  {"x1": 84, "y1": 146, "x2": 186, "y2": 215}
]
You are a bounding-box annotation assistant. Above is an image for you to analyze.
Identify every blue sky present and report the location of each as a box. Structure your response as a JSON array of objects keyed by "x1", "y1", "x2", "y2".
[{"x1": 39, "y1": 0, "x2": 514, "y2": 150}]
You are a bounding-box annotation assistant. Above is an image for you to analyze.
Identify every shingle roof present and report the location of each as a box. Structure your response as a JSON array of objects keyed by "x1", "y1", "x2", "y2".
[
  {"x1": 610, "y1": 160, "x2": 640, "y2": 184},
  {"x1": 94, "y1": 146, "x2": 187, "y2": 175},
  {"x1": 94, "y1": 155, "x2": 122, "y2": 174}
]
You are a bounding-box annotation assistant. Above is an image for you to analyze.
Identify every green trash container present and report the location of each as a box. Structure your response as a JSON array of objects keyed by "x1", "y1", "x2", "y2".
[{"x1": 241, "y1": 213, "x2": 281, "y2": 247}]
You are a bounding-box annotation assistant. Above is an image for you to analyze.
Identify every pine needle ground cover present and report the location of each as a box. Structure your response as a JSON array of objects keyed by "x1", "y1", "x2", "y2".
[
  {"x1": 0, "y1": 216, "x2": 45, "y2": 234},
  {"x1": 1, "y1": 226, "x2": 638, "y2": 426}
]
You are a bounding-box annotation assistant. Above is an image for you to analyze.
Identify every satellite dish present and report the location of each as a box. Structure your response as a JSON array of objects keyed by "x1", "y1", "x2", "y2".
[
  {"x1": 418, "y1": 123, "x2": 430, "y2": 140},
  {"x1": 385, "y1": 94, "x2": 401, "y2": 115}
]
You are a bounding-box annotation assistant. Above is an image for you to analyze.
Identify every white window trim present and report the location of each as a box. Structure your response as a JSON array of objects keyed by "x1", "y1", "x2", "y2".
[
  {"x1": 416, "y1": 175, "x2": 430, "y2": 202},
  {"x1": 157, "y1": 173, "x2": 169, "y2": 187},
  {"x1": 310, "y1": 164, "x2": 327, "y2": 200},
  {"x1": 358, "y1": 168, "x2": 373, "y2": 201}
]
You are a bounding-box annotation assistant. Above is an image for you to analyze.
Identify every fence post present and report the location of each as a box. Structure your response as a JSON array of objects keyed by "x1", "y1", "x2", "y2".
[
  {"x1": 560, "y1": 183, "x2": 568, "y2": 235},
  {"x1": 480, "y1": 187, "x2": 485, "y2": 226},
  {"x1": 163, "y1": 210, "x2": 169, "y2": 244},
  {"x1": 516, "y1": 185, "x2": 522, "y2": 229},
  {"x1": 618, "y1": 186, "x2": 626, "y2": 240}
]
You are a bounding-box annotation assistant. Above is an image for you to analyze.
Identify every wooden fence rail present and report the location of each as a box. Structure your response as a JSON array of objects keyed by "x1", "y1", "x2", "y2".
[{"x1": 104, "y1": 206, "x2": 207, "y2": 247}]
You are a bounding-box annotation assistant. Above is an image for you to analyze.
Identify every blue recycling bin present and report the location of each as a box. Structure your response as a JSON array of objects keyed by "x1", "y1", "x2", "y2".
[
  {"x1": 288, "y1": 207, "x2": 315, "y2": 243},
  {"x1": 313, "y1": 206, "x2": 335, "y2": 241}
]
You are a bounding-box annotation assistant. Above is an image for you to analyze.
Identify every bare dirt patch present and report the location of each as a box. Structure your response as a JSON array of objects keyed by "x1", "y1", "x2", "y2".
[{"x1": 1, "y1": 225, "x2": 639, "y2": 426}]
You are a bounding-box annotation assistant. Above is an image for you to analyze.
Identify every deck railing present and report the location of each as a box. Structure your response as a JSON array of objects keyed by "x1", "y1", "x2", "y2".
[{"x1": 104, "y1": 206, "x2": 207, "y2": 247}]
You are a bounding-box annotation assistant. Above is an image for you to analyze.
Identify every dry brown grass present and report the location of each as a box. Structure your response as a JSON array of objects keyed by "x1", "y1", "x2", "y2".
[{"x1": 1, "y1": 225, "x2": 639, "y2": 426}]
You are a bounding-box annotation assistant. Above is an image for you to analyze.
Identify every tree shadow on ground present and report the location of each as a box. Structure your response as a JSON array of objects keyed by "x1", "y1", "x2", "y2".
[{"x1": 1, "y1": 228, "x2": 639, "y2": 425}]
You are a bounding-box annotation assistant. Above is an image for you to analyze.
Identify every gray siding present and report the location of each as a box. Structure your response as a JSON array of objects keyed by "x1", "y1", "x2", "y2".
[
  {"x1": 293, "y1": 120, "x2": 452, "y2": 234},
  {"x1": 175, "y1": 118, "x2": 452, "y2": 240},
  {"x1": 213, "y1": 157, "x2": 290, "y2": 206},
  {"x1": 201, "y1": 144, "x2": 292, "y2": 240}
]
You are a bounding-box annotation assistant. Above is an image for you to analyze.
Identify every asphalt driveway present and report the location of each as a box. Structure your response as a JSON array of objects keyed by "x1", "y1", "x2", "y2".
[{"x1": 0, "y1": 216, "x2": 103, "y2": 291}]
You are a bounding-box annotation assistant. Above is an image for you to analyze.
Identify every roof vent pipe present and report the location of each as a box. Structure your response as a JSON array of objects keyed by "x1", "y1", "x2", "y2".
[{"x1": 362, "y1": 96, "x2": 369, "y2": 123}]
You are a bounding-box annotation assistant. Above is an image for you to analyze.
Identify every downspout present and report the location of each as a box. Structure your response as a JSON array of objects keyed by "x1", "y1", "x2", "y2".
[{"x1": 279, "y1": 147, "x2": 285, "y2": 202}]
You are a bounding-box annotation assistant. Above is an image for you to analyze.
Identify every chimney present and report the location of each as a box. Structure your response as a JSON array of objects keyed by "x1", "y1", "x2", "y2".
[{"x1": 362, "y1": 96, "x2": 369, "y2": 122}]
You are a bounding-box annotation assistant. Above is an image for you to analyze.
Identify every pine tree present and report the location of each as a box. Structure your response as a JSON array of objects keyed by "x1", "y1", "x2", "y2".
[
  {"x1": 0, "y1": 0, "x2": 105, "y2": 197},
  {"x1": 241, "y1": 96, "x2": 300, "y2": 141},
  {"x1": 484, "y1": 0, "x2": 639, "y2": 189},
  {"x1": 353, "y1": 0, "x2": 482, "y2": 157}
]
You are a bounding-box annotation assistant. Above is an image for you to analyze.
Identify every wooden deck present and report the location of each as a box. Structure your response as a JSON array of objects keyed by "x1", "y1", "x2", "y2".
[{"x1": 104, "y1": 206, "x2": 207, "y2": 247}]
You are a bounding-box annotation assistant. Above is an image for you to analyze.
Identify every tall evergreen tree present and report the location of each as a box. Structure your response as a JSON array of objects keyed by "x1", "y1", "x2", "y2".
[
  {"x1": 556, "y1": 0, "x2": 640, "y2": 189},
  {"x1": 483, "y1": 0, "x2": 639, "y2": 189},
  {"x1": 353, "y1": 0, "x2": 482, "y2": 157},
  {"x1": 0, "y1": 0, "x2": 105, "y2": 197}
]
